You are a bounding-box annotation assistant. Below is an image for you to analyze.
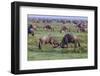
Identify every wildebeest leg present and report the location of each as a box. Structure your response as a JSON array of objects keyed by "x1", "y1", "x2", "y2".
[
  {"x1": 73, "y1": 40, "x2": 77, "y2": 52},
  {"x1": 60, "y1": 43, "x2": 65, "y2": 48},
  {"x1": 77, "y1": 40, "x2": 81, "y2": 47},
  {"x1": 38, "y1": 39, "x2": 42, "y2": 49},
  {"x1": 65, "y1": 38, "x2": 68, "y2": 48},
  {"x1": 66, "y1": 42, "x2": 68, "y2": 48},
  {"x1": 74, "y1": 40, "x2": 77, "y2": 48},
  {"x1": 31, "y1": 32, "x2": 34, "y2": 36}
]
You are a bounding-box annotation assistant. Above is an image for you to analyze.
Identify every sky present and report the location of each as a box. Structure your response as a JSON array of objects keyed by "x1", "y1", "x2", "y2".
[{"x1": 28, "y1": 14, "x2": 88, "y2": 20}]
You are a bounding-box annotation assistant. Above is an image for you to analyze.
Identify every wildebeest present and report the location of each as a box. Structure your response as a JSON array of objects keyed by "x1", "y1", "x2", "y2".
[
  {"x1": 79, "y1": 27, "x2": 87, "y2": 32},
  {"x1": 38, "y1": 35, "x2": 59, "y2": 49},
  {"x1": 43, "y1": 25, "x2": 54, "y2": 31},
  {"x1": 72, "y1": 20, "x2": 80, "y2": 25},
  {"x1": 60, "y1": 25, "x2": 68, "y2": 33},
  {"x1": 76, "y1": 23, "x2": 87, "y2": 32},
  {"x1": 28, "y1": 24, "x2": 37, "y2": 36},
  {"x1": 60, "y1": 33, "x2": 81, "y2": 48}
]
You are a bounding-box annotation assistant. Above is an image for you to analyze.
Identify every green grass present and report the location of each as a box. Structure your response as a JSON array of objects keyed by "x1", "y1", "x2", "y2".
[
  {"x1": 28, "y1": 51, "x2": 87, "y2": 60},
  {"x1": 28, "y1": 22, "x2": 88, "y2": 61}
]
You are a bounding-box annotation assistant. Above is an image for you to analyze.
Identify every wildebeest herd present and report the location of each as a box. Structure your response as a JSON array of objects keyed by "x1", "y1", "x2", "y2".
[{"x1": 28, "y1": 15, "x2": 88, "y2": 60}]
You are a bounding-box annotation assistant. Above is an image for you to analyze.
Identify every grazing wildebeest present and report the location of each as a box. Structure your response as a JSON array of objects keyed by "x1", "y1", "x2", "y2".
[
  {"x1": 60, "y1": 25, "x2": 68, "y2": 33},
  {"x1": 60, "y1": 33, "x2": 81, "y2": 48},
  {"x1": 43, "y1": 25, "x2": 54, "y2": 31},
  {"x1": 28, "y1": 24, "x2": 37, "y2": 36},
  {"x1": 38, "y1": 35, "x2": 59, "y2": 49},
  {"x1": 72, "y1": 20, "x2": 80, "y2": 25},
  {"x1": 79, "y1": 27, "x2": 87, "y2": 32},
  {"x1": 77, "y1": 23, "x2": 87, "y2": 32},
  {"x1": 32, "y1": 23, "x2": 37, "y2": 30}
]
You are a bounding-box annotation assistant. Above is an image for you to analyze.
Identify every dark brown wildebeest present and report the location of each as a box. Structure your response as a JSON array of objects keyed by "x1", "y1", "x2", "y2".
[
  {"x1": 28, "y1": 24, "x2": 37, "y2": 36},
  {"x1": 60, "y1": 25, "x2": 68, "y2": 33},
  {"x1": 38, "y1": 35, "x2": 59, "y2": 49},
  {"x1": 60, "y1": 33, "x2": 81, "y2": 48},
  {"x1": 43, "y1": 25, "x2": 54, "y2": 31}
]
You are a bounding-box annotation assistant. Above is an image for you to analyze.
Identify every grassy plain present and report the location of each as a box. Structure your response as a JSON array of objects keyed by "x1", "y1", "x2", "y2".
[{"x1": 28, "y1": 23, "x2": 88, "y2": 61}]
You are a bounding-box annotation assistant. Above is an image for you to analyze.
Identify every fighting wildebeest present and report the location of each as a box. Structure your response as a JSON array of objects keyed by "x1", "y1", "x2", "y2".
[
  {"x1": 60, "y1": 25, "x2": 68, "y2": 33},
  {"x1": 28, "y1": 24, "x2": 37, "y2": 36},
  {"x1": 38, "y1": 35, "x2": 59, "y2": 49},
  {"x1": 60, "y1": 33, "x2": 81, "y2": 48},
  {"x1": 43, "y1": 25, "x2": 54, "y2": 31}
]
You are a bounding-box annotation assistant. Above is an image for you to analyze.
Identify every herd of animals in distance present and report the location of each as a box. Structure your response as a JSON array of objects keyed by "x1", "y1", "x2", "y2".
[{"x1": 28, "y1": 15, "x2": 88, "y2": 60}]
